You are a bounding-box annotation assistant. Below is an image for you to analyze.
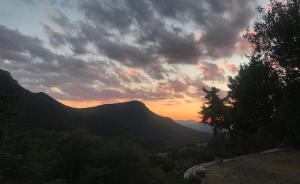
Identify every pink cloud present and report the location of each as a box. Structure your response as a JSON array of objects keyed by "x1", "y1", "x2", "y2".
[
  {"x1": 194, "y1": 32, "x2": 203, "y2": 42},
  {"x1": 120, "y1": 69, "x2": 141, "y2": 78},
  {"x1": 225, "y1": 63, "x2": 239, "y2": 73},
  {"x1": 198, "y1": 62, "x2": 225, "y2": 81},
  {"x1": 234, "y1": 39, "x2": 252, "y2": 54}
]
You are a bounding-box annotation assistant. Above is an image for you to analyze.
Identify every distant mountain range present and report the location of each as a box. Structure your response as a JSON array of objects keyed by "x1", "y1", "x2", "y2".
[
  {"x1": 0, "y1": 69, "x2": 212, "y2": 151},
  {"x1": 176, "y1": 120, "x2": 213, "y2": 133}
]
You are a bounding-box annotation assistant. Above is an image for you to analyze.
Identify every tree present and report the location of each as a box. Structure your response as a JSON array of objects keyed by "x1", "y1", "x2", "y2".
[
  {"x1": 245, "y1": 0, "x2": 300, "y2": 145},
  {"x1": 0, "y1": 130, "x2": 166, "y2": 184},
  {"x1": 0, "y1": 91, "x2": 20, "y2": 142},
  {"x1": 199, "y1": 87, "x2": 228, "y2": 136},
  {"x1": 246, "y1": 0, "x2": 300, "y2": 76},
  {"x1": 228, "y1": 59, "x2": 281, "y2": 146}
]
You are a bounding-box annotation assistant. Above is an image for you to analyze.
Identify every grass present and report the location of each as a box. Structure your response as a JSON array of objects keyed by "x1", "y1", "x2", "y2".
[{"x1": 202, "y1": 150, "x2": 300, "y2": 184}]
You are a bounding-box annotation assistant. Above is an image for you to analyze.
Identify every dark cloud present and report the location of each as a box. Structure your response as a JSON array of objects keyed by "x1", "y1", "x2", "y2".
[
  {"x1": 0, "y1": 24, "x2": 206, "y2": 102},
  {"x1": 201, "y1": 2, "x2": 254, "y2": 58},
  {"x1": 77, "y1": 0, "x2": 205, "y2": 65},
  {"x1": 154, "y1": 75, "x2": 209, "y2": 100},
  {"x1": 1, "y1": 0, "x2": 258, "y2": 102},
  {"x1": 79, "y1": 0, "x2": 133, "y2": 31},
  {"x1": 0, "y1": 25, "x2": 171, "y2": 102},
  {"x1": 37, "y1": 0, "x2": 257, "y2": 84},
  {"x1": 139, "y1": 22, "x2": 201, "y2": 64},
  {"x1": 198, "y1": 62, "x2": 225, "y2": 81},
  {"x1": 0, "y1": 25, "x2": 56, "y2": 62},
  {"x1": 44, "y1": 0, "x2": 256, "y2": 67},
  {"x1": 20, "y1": 0, "x2": 256, "y2": 65},
  {"x1": 0, "y1": 24, "x2": 123, "y2": 94},
  {"x1": 18, "y1": 0, "x2": 74, "y2": 7},
  {"x1": 0, "y1": 24, "x2": 223, "y2": 102},
  {"x1": 149, "y1": 0, "x2": 207, "y2": 24},
  {"x1": 43, "y1": 13, "x2": 168, "y2": 79}
]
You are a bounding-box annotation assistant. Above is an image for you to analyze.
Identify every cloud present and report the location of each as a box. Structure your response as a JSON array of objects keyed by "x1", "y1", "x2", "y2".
[
  {"x1": 154, "y1": 75, "x2": 209, "y2": 99},
  {"x1": 43, "y1": 10, "x2": 169, "y2": 79},
  {"x1": 225, "y1": 63, "x2": 239, "y2": 73},
  {"x1": 45, "y1": 0, "x2": 256, "y2": 64},
  {"x1": 17, "y1": 0, "x2": 74, "y2": 7},
  {"x1": 1, "y1": 0, "x2": 258, "y2": 103},
  {"x1": 0, "y1": 25, "x2": 56, "y2": 62},
  {"x1": 49, "y1": 76, "x2": 208, "y2": 102},
  {"x1": 39, "y1": 0, "x2": 256, "y2": 84},
  {"x1": 139, "y1": 23, "x2": 202, "y2": 64},
  {"x1": 198, "y1": 62, "x2": 225, "y2": 81},
  {"x1": 0, "y1": 24, "x2": 122, "y2": 94},
  {"x1": 120, "y1": 69, "x2": 141, "y2": 78},
  {"x1": 0, "y1": 25, "x2": 200, "y2": 102},
  {"x1": 79, "y1": 0, "x2": 135, "y2": 31}
]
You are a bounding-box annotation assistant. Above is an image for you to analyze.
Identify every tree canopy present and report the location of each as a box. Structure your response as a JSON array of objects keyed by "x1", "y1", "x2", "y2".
[{"x1": 199, "y1": 0, "x2": 300, "y2": 147}]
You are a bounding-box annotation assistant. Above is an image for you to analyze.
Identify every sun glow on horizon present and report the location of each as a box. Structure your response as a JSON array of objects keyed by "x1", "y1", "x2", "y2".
[{"x1": 58, "y1": 99, "x2": 203, "y2": 121}]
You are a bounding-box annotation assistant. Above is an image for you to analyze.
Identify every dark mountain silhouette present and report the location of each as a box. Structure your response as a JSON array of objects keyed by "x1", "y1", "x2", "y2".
[{"x1": 0, "y1": 69, "x2": 211, "y2": 151}]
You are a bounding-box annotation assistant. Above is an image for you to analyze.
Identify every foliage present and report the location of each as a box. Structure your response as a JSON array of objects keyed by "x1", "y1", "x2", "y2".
[
  {"x1": 0, "y1": 130, "x2": 166, "y2": 184},
  {"x1": 199, "y1": 0, "x2": 300, "y2": 149},
  {"x1": 228, "y1": 59, "x2": 282, "y2": 144},
  {"x1": 244, "y1": 0, "x2": 300, "y2": 145},
  {"x1": 246, "y1": 0, "x2": 300, "y2": 75},
  {"x1": 199, "y1": 87, "x2": 229, "y2": 136},
  {"x1": 0, "y1": 90, "x2": 20, "y2": 141}
]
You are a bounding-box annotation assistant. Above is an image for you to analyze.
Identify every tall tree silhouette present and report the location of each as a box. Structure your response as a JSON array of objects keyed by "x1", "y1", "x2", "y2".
[
  {"x1": 245, "y1": 0, "x2": 300, "y2": 144},
  {"x1": 199, "y1": 87, "x2": 227, "y2": 136},
  {"x1": 228, "y1": 59, "x2": 281, "y2": 143},
  {"x1": 246, "y1": 0, "x2": 300, "y2": 76}
]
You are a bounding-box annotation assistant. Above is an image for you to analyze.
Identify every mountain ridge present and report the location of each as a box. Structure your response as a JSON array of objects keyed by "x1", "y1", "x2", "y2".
[{"x1": 0, "y1": 69, "x2": 212, "y2": 151}]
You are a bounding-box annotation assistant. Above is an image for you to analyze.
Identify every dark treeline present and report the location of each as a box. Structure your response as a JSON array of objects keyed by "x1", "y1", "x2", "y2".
[
  {"x1": 0, "y1": 130, "x2": 175, "y2": 184},
  {"x1": 200, "y1": 0, "x2": 300, "y2": 151}
]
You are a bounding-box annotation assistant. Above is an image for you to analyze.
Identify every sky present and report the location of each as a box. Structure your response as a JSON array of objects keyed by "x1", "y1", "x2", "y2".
[{"x1": 0, "y1": 0, "x2": 269, "y2": 120}]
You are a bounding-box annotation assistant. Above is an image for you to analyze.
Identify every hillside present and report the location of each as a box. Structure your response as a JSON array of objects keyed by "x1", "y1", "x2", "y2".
[
  {"x1": 0, "y1": 69, "x2": 211, "y2": 151},
  {"x1": 202, "y1": 150, "x2": 300, "y2": 184}
]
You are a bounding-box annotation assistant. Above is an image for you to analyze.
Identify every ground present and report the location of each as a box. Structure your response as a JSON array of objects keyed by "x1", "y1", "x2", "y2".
[{"x1": 202, "y1": 150, "x2": 300, "y2": 184}]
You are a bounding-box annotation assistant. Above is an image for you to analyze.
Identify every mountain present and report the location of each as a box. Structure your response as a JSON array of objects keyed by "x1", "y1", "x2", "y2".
[
  {"x1": 0, "y1": 69, "x2": 212, "y2": 151},
  {"x1": 176, "y1": 120, "x2": 213, "y2": 133}
]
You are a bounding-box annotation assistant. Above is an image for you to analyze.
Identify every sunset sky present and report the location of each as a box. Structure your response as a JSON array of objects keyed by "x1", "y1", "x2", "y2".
[{"x1": 0, "y1": 0, "x2": 269, "y2": 120}]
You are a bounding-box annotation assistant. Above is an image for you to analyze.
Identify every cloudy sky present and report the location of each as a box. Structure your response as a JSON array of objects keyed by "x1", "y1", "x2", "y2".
[{"x1": 0, "y1": 0, "x2": 268, "y2": 120}]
